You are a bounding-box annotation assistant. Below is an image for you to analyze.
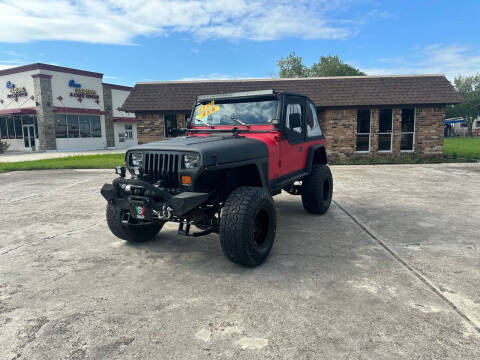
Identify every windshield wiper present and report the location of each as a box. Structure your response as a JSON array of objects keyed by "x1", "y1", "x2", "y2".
[
  {"x1": 196, "y1": 118, "x2": 214, "y2": 128},
  {"x1": 231, "y1": 115, "x2": 250, "y2": 128}
]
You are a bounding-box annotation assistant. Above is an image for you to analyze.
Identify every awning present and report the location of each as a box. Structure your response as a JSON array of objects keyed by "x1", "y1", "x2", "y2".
[
  {"x1": 445, "y1": 118, "x2": 464, "y2": 125},
  {"x1": 0, "y1": 107, "x2": 36, "y2": 115}
]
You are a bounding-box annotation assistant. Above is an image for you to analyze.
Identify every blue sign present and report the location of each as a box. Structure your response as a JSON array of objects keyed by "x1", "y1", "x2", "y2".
[
  {"x1": 69, "y1": 79, "x2": 81, "y2": 88},
  {"x1": 6, "y1": 81, "x2": 15, "y2": 89}
]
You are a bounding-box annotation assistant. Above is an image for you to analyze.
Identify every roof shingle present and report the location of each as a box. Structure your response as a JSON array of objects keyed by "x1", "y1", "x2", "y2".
[{"x1": 121, "y1": 75, "x2": 461, "y2": 112}]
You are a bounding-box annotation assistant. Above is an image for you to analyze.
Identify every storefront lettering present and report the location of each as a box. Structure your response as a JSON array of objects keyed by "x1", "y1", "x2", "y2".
[
  {"x1": 6, "y1": 84, "x2": 28, "y2": 100},
  {"x1": 69, "y1": 88, "x2": 99, "y2": 100}
]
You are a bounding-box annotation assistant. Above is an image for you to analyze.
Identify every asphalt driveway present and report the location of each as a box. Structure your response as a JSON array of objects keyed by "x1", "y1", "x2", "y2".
[{"x1": 0, "y1": 164, "x2": 479, "y2": 359}]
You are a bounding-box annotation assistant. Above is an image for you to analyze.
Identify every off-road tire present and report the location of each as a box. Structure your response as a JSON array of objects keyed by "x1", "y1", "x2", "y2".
[
  {"x1": 106, "y1": 204, "x2": 164, "y2": 243},
  {"x1": 301, "y1": 164, "x2": 333, "y2": 214},
  {"x1": 220, "y1": 187, "x2": 276, "y2": 267}
]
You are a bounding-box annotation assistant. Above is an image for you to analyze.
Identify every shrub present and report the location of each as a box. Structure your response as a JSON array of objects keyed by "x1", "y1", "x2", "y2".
[{"x1": 0, "y1": 139, "x2": 10, "y2": 154}]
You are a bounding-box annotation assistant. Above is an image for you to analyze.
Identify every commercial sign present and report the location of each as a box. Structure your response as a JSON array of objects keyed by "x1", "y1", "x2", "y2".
[
  {"x1": 70, "y1": 88, "x2": 99, "y2": 100},
  {"x1": 69, "y1": 79, "x2": 81, "y2": 88},
  {"x1": 6, "y1": 81, "x2": 28, "y2": 101}
]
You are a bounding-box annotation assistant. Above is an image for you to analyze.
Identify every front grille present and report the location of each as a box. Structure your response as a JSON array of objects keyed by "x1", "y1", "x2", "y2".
[{"x1": 143, "y1": 152, "x2": 180, "y2": 188}]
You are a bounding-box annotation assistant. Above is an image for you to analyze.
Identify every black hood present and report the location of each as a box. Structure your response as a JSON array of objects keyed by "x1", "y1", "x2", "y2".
[{"x1": 128, "y1": 135, "x2": 268, "y2": 166}]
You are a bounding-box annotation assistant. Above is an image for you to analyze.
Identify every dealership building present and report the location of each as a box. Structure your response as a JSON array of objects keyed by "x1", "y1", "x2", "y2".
[
  {"x1": 121, "y1": 75, "x2": 461, "y2": 160},
  {"x1": 0, "y1": 63, "x2": 137, "y2": 151}
]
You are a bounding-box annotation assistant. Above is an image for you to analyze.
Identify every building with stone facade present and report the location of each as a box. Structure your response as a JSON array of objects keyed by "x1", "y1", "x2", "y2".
[
  {"x1": 121, "y1": 75, "x2": 461, "y2": 160},
  {"x1": 0, "y1": 63, "x2": 137, "y2": 151}
]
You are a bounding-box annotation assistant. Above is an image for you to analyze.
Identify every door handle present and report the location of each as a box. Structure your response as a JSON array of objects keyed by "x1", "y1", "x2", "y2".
[{"x1": 298, "y1": 146, "x2": 303, "y2": 152}]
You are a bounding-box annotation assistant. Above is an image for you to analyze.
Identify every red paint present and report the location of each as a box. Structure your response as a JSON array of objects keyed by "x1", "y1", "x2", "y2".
[
  {"x1": 0, "y1": 107, "x2": 36, "y2": 115},
  {"x1": 53, "y1": 107, "x2": 106, "y2": 115},
  {"x1": 189, "y1": 124, "x2": 326, "y2": 180}
]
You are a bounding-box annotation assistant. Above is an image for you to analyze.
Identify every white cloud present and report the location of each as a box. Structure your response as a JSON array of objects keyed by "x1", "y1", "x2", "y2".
[
  {"x1": 362, "y1": 44, "x2": 480, "y2": 80},
  {"x1": 0, "y1": 64, "x2": 16, "y2": 70},
  {"x1": 0, "y1": 0, "x2": 356, "y2": 44}
]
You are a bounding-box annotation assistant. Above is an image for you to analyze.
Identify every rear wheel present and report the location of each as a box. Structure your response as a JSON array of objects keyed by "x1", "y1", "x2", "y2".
[
  {"x1": 220, "y1": 187, "x2": 276, "y2": 267},
  {"x1": 301, "y1": 164, "x2": 333, "y2": 214},
  {"x1": 106, "y1": 204, "x2": 164, "y2": 243}
]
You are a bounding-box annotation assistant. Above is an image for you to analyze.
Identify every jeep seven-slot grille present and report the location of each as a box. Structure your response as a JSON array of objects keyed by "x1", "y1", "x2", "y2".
[{"x1": 143, "y1": 152, "x2": 180, "y2": 188}]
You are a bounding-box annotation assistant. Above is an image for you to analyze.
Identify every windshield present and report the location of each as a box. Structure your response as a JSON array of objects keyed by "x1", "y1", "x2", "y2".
[{"x1": 192, "y1": 99, "x2": 278, "y2": 126}]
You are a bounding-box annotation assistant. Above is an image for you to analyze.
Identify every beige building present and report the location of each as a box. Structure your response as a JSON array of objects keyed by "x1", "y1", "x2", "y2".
[{"x1": 0, "y1": 63, "x2": 137, "y2": 151}]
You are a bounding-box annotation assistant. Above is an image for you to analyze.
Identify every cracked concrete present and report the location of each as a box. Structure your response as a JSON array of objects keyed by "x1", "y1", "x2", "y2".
[{"x1": 0, "y1": 164, "x2": 479, "y2": 359}]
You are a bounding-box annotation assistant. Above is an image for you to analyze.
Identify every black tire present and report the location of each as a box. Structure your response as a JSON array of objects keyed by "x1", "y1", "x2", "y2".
[
  {"x1": 220, "y1": 187, "x2": 276, "y2": 267},
  {"x1": 106, "y1": 204, "x2": 164, "y2": 243},
  {"x1": 301, "y1": 164, "x2": 333, "y2": 214}
]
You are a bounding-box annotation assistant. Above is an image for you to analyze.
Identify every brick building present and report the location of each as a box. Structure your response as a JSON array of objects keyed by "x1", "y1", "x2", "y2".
[{"x1": 121, "y1": 75, "x2": 461, "y2": 160}]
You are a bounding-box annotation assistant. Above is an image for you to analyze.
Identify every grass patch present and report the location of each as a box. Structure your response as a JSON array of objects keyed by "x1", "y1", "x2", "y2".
[
  {"x1": 331, "y1": 154, "x2": 461, "y2": 165},
  {"x1": 443, "y1": 137, "x2": 480, "y2": 160},
  {"x1": 0, "y1": 153, "x2": 125, "y2": 173}
]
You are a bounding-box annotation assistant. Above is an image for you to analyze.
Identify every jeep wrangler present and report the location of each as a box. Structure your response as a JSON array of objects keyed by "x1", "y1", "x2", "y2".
[{"x1": 101, "y1": 89, "x2": 332, "y2": 266}]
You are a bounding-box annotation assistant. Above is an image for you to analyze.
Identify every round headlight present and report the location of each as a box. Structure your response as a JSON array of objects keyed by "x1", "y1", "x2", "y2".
[
  {"x1": 183, "y1": 153, "x2": 200, "y2": 169},
  {"x1": 130, "y1": 152, "x2": 143, "y2": 167}
]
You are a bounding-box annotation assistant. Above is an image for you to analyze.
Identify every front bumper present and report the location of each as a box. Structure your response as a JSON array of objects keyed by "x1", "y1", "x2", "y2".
[{"x1": 101, "y1": 177, "x2": 209, "y2": 221}]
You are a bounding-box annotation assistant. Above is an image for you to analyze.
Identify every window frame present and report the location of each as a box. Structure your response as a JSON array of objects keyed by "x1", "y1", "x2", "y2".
[
  {"x1": 356, "y1": 109, "x2": 371, "y2": 153},
  {"x1": 283, "y1": 95, "x2": 306, "y2": 145},
  {"x1": 378, "y1": 108, "x2": 393, "y2": 153},
  {"x1": 400, "y1": 108, "x2": 416, "y2": 152}
]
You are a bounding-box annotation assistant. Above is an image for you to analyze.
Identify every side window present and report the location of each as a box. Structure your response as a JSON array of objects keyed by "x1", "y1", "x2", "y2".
[
  {"x1": 306, "y1": 102, "x2": 323, "y2": 137},
  {"x1": 286, "y1": 103, "x2": 302, "y2": 134}
]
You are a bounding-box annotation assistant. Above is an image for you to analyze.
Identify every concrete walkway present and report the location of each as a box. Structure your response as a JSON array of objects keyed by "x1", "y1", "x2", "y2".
[
  {"x1": 0, "y1": 164, "x2": 479, "y2": 359},
  {"x1": 0, "y1": 148, "x2": 126, "y2": 162}
]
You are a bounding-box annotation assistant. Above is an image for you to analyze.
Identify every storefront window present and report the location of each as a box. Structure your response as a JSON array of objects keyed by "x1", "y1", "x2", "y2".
[
  {"x1": 67, "y1": 115, "x2": 79, "y2": 138},
  {"x1": 55, "y1": 114, "x2": 67, "y2": 138},
  {"x1": 356, "y1": 109, "x2": 371, "y2": 152},
  {"x1": 14, "y1": 116, "x2": 23, "y2": 139},
  {"x1": 7, "y1": 117, "x2": 15, "y2": 139},
  {"x1": 79, "y1": 116, "x2": 91, "y2": 137},
  {"x1": 125, "y1": 124, "x2": 133, "y2": 139},
  {"x1": 0, "y1": 117, "x2": 7, "y2": 139},
  {"x1": 91, "y1": 116, "x2": 101, "y2": 137},
  {"x1": 401, "y1": 108, "x2": 415, "y2": 151},
  {"x1": 378, "y1": 109, "x2": 393, "y2": 152}
]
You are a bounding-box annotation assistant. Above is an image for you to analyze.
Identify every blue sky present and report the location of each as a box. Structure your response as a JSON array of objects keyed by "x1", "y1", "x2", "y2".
[{"x1": 0, "y1": 0, "x2": 479, "y2": 86}]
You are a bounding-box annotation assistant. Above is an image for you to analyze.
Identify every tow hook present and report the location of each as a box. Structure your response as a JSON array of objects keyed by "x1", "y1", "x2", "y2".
[{"x1": 153, "y1": 205, "x2": 173, "y2": 220}]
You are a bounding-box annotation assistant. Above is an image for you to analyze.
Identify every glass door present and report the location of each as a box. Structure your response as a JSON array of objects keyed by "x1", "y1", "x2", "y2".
[{"x1": 22, "y1": 125, "x2": 36, "y2": 151}]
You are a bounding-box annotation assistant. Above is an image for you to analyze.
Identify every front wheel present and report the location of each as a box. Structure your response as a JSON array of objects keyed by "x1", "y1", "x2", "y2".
[
  {"x1": 220, "y1": 187, "x2": 276, "y2": 267},
  {"x1": 106, "y1": 204, "x2": 164, "y2": 243},
  {"x1": 301, "y1": 164, "x2": 333, "y2": 214}
]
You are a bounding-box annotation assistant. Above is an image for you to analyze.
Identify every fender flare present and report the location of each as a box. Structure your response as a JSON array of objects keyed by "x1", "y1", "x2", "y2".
[{"x1": 306, "y1": 144, "x2": 328, "y2": 173}]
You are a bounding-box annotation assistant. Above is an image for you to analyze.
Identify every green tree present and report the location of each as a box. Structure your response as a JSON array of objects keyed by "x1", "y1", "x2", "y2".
[
  {"x1": 277, "y1": 52, "x2": 309, "y2": 78},
  {"x1": 309, "y1": 55, "x2": 365, "y2": 77},
  {"x1": 445, "y1": 74, "x2": 480, "y2": 137},
  {"x1": 277, "y1": 53, "x2": 365, "y2": 78}
]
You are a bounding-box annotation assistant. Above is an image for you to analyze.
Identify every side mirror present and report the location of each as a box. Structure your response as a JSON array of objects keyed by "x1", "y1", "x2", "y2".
[{"x1": 289, "y1": 113, "x2": 301, "y2": 129}]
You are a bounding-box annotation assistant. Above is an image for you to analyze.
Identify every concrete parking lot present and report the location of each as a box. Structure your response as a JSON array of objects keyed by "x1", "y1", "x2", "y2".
[{"x1": 0, "y1": 164, "x2": 479, "y2": 359}]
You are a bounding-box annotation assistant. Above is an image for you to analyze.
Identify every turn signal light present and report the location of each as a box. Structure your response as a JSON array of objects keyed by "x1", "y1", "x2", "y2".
[{"x1": 181, "y1": 176, "x2": 192, "y2": 186}]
